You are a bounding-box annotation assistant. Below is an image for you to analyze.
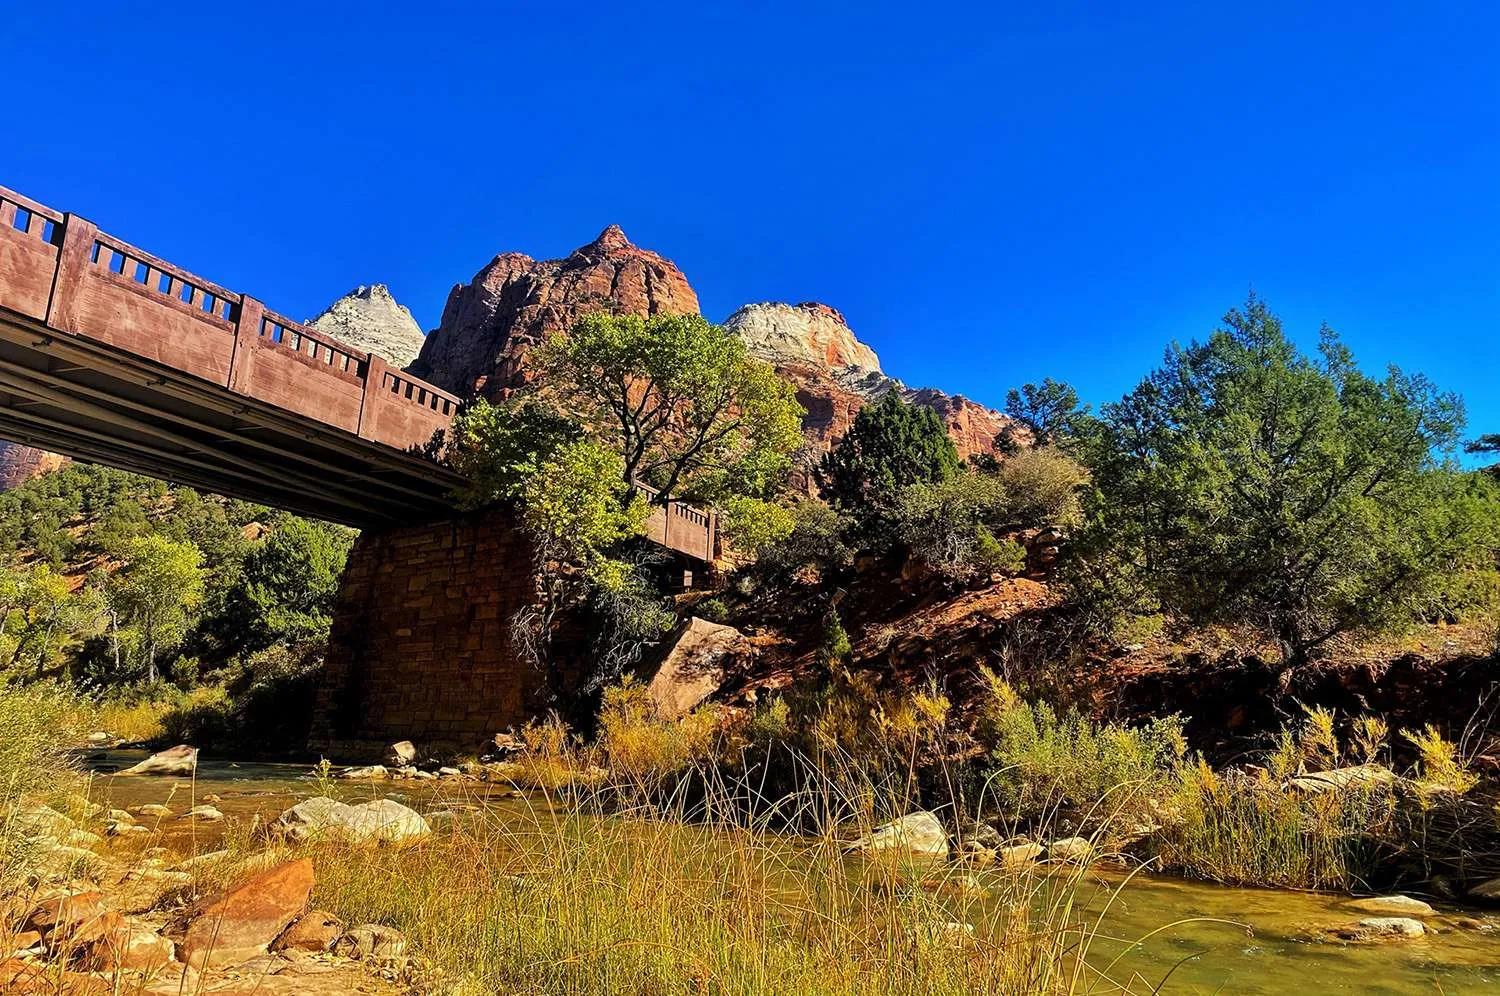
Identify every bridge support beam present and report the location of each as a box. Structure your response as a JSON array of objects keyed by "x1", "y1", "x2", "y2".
[{"x1": 309, "y1": 507, "x2": 550, "y2": 758}]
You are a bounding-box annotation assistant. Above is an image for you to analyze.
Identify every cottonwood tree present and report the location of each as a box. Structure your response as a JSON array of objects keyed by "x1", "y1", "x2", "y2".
[
  {"x1": 1074, "y1": 295, "x2": 1500, "y2": 670},
  {"x1": 108, "y1": 535, "x2": 205, "y2": 682},
  {"x1": 536, "y1": 311, "x2": 804, "y2": 510}
]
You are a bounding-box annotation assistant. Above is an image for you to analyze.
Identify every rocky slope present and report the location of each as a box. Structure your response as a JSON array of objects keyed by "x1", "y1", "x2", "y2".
[
  {"x1": 0, "y1": 442, "x2": 68, "y2": 491},
  {"x1": 305, "y1": 284, "x2": 426, "y2": 369},
  {"x1": 408, "y1": 225, "x2": 699, "y2": 398},
  {"x1": 723, "y1": 302, "x2": 1015, "y2": 459}
]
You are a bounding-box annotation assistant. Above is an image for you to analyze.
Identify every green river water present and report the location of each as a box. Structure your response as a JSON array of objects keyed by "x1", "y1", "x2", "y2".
[{"x1": 84, "y1": 751, "x2": 1500, "y2": 994}]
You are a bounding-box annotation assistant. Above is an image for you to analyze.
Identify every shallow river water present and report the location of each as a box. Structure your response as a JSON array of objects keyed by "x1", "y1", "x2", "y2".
[{"x1": 84, "y1": 751, "x2": 1500, "y2": 994}]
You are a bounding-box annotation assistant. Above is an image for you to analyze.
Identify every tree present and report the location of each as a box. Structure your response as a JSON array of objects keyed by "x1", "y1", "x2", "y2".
[
  {"x1": 1003, "y1": 378, "x2": 1089, "y2": 449},
  {"x1": 1467, "y1": 434, "x2": 1500, "y2": 479},
  {"x1": 109, "y1": 535, "x2": 205, "y2": 682},
  {"x1": 0, "y1": 564, "x2": 105, "y2": 676},
  {"x1": 1076, "y1": 295, "x2": 1500, "y2": 669},
  {"x1": 237, "y1": 517, "x2": 354, "y2": 647},
  {"x1": 536, "y1": 312, "x2": 804, "y2": 507},
  {"x1": 816, "y1": 392, "x2": 960, "y2": 537}
]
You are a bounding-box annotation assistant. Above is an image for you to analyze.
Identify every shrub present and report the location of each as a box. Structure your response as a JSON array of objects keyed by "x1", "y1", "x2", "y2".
[
  {"x1": 754, "y1": 500, "x2": 854, "y2": 580},
  {"x1": 598, "y1": 676, "x2": 719, "y2": 786},
  {"x1": 994, "y1": 446, "x2": 1087, "y2": 529},
  {"x1": 894, "y1": 471, "x2": 1013, "y2": 582}
]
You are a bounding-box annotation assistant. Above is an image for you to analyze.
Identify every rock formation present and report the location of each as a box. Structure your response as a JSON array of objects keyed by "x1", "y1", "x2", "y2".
[
  {"x1": 408, "y1": 228, "x2": 1012, "y2": 457},
  {"x1": 723, "y1": 302, "x2": 1014, "y2": 460},
  {"x1": 305, "y1": 284, "x2": 426, "y2": 369},
  {"x1": 0, "y1": 442, "x2": 68, "y2": 490},
  {"x1": 408, "y1": 225, "x2": 699, "y2": 398}
]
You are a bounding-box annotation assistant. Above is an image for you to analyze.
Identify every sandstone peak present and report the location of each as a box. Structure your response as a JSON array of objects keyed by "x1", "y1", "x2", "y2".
[
  {"x1": 408, "y1": 228, "x2": 699, "y2": 398},
  {"x1": 725, "y1": 301, "x2": 882, "y2": 374},
  {"x1": 307, "y1": 284, "x2": 426, "y2": 369},
  {"x1": 585, "y1": 224, "x2": 634, "y2": 253}
]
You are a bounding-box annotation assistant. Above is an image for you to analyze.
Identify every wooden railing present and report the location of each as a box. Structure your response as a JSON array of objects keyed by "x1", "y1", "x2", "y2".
[
  {"x1": 635, "y1": 480, "x2": 718, "y2": 563},
  {"x1": 0, "y1": 183, "x2": 461, "y2": 454}
]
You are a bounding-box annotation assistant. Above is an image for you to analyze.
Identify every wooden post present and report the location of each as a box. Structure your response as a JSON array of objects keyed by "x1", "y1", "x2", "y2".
[
  {"x1": 357, "y1": 353, "x2": 389, "y2": 440},
  {"x1": 45, "y1": 213, "x2": 99, "y2": 334},
  {"x1": 227, "y1": 295, "x2": 264, "y2": 393}
]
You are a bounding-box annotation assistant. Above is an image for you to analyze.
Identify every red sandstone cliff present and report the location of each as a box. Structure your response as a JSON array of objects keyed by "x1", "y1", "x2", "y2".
[
  {"x1": 0, "y1": 442, "x2": 68, "y2": 490},
  {"x1": 408, "y1": 225, "x2": 699, "y2": 398},
  {"x1": 410, "y1": 231, "x2": 1013, "y2": 458}
]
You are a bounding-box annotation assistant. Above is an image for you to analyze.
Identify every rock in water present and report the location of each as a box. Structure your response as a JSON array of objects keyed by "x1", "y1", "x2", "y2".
[
  {"x1": 408, "y1": 225, "x2": 699, "y2": 399},
  {"x1": 1347, "y1": 917, "x2": 1426, "y2": 939},
  {"x1": 1046, "y1": 837, "x2": 1096, "y2": 864},
  {"x1": 1345, "y1": 895, "x2": 1435, "y2": 917},
  {"x1": 386, "y1": 740, "x2": 418, "y2": 767},
  {"x1": 177, "y1": 859, "x2": 314, "y2": 969},
  {"x1": 120, "y1": 745, "x2": 198, "y2": 777},
  {"x1": 845, "y1": 812, "x2": 949, "y2": 857},
  {"x1": 274, "y1": 796, "x2": 431, "y2": 845},
  {"x1": 306, "y1": 284, "x2": 426, "y2": 369}
]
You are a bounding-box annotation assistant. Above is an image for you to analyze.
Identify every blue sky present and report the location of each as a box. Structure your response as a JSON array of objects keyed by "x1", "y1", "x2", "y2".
[{"x1": 6, "y1": 2, "x2": 1498, "y2": 443}]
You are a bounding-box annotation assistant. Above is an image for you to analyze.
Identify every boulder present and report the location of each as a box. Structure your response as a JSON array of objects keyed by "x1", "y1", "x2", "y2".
[
  {"x1": 84, "y1": 919, "x2": 176, "y2": 972},
  {"x1": 331, "y1": 923, "x2": 408, "y2": 961},
  {"x1": 1047, "y1": 837, "x2": 1095, "y2": 864},
  {"x1": 645, "y1": 617, "x2": 754, "y2": 718},
  {"x1": 386, "y1": 740, "x2": 418, "y2": 767},
  {"x1": 999, "y1": 842, "x2": 1046, "y2": 869},
  {"x1": 182, "y1": 805, "x2": 223, "y2": 822},
  {"x1": 120, "y1": 745, "x2": 198, "y2": 777},
  {"x1": 1343, "y1": 917, "x2": 1426, "y2": 940},
  {"x1": 1469, "y1": 878, "x2": 1500, "y2": 900},
  {"x1": 176, "y1": 858, "x2": 314, "y2": 970},
  {"x1": 114, "y1": 868, "x2": 195, "y2": 914},
  {"x1": 24, "y1": 891, "x2": 110, "y2": 941},
  {"x1": 15, "y1": 803, "x2": 72, "y2": 840},
  {"x1": 1345, "y1": 895, "x2": 1435, "y2": 917},
  {"x1": 272, "y1": 910, "x2": 344, "y2": 953},
  {"x1": 337, "y1": 764, "x2": 389, "y2": 780},
  {"x1": 1286, "y1": 765, "x2": 1396, "y2": 794},
  {"x1": 845, "y1": 812, "x2": 949, "y2": 857},
  {"x1": 135, "y1": 804, "x2": 173, "y2": 818},
  {"x1": 274, "y1": 796, "x2": 430, "y2": 845},
  {"x1": 8, "y1": 930, "x2": 42, "y2": 956}
]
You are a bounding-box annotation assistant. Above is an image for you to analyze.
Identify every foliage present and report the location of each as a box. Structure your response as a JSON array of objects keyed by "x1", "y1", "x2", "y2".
[
  {"x1": 537, "y1": 311, "x2": 805, "y2": 506},
  {"x1": 754, "y1": 500, "x2": 855, "y2": 580},
  {"x1": 1002, "y1": 378, "x2": 1090, "y2": 450},
  {"x1": 995, "y1": 447, "x2": 1088, "y2": 529},
  {"x1": 446, "y1": 399, "x2": 582, "y2": 509},
  {"x1": 0, "y1": 675, "x2": 82, "y2": 882},
  {"x1": 0, "y1": 562, "x2": 105, "y2": 676},
  {"x1": 597, "y1": 676, "x2": 719, "y2": 786},
  {"x1": 106, "y1": 535, "x2": 205, "y2": 682},
  {"x1": 583, "y1": 556, "x2": 675, "y2": 689},
  {"x1": 894, "y1": 471, "x2": 1016, "y2": 582},
  {"x1": 816, "y1": 392, "x2": 961, "y2": 539},
  {"x1": 1073, "y1": 295, "x2": 1500, "y2": 666},
  {"x1": 978, "y1": 672, "x2": 1185, "y2": 824},
  {"x1": 235, "y1": 516, "x2": 353, "y2": 647},
  {"x1": 719, "y1": 495, "x2": 796, "y2": 555}
]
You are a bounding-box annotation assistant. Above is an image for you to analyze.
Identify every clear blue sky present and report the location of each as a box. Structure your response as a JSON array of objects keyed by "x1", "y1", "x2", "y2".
[{"x1": 6, "y1": 2, "x2": 1498, "y2": 441}]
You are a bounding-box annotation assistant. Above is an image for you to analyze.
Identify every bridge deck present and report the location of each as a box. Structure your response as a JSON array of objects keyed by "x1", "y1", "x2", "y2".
[{"x1": 0, "y1": 184, "x2": 716, "y2": 557}]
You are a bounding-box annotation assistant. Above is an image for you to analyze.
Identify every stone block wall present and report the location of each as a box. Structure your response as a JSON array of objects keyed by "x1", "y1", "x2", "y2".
[{"x1": 309, "y1": 506, "x2": 546, "y2": 757}]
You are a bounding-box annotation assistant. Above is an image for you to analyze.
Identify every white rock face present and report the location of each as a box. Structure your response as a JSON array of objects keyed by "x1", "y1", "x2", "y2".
[
  {"x1": 725, "y1": 302, "x2": 881, "y2": 373},
  {"x1": 307, "y1": 284, "x2": 426, "y2": 369}
]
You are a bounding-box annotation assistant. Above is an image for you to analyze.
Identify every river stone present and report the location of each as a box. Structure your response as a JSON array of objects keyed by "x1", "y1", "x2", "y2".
[
  {"x1": 332, "y1": 923, "x2": 408, "y2": 960},
  {"x1": 177, "y1": 858, "x2": 314, "y2": 970},
  {"x1": 337, "y1": 764, "x2": 389, "y2": 780},
  {"x1": 272, "y1": 910, "x2": 344, "y2": 953},
  {"x1": 120, "y1": 744, "x2": 198, "y2": 777},
  {"x1": 386, "y1": 740, "x2": 418, "y2": 766},
  {"x1": 1346, "y1": 917, "x2": 1426, "y2": 940},
  {"x1": 845, "y1": 812, "x2": 949, "y2": 857},
  {"x1": 136, "y1": 804, "x2": 173, "y2": 818},
  {"x1": 1346, "y1": 895, "x2": 1435, "y2": 917},
  {"x1": 999, "y1": 842, "x2": 1046, "y2": 868},
  {"x1": 1469, "y1": 878, "x2": 1500, "y2": 900},
  {"x1": 1047, "y1": 837, "x2": 1095, "y2": 863},
  {"x1": 85, "y1": 919, "x2": 176, "y2": 971},
  {"x1": 274, "y1": 796, "x2": 430, "y2": 845},
  {"x1": 183, "y1": 805, "x2": 224, "y2": 822}
]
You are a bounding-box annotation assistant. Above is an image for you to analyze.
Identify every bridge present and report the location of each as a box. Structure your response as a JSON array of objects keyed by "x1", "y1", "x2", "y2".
[{"x1": 0, "y1": 183, "x2": 716, "y2": 560}]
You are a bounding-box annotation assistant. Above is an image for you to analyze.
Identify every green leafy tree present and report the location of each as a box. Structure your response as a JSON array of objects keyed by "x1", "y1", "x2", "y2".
[
  {"x1": 816, "y1": 392, "x2": 960, "y2": 538},
  {"x1": 1076, "y1": 295, "x2": 1500, "y2": 669},
  {"x1": 0, "y1": 564, "x2": 105, "y2": 676},
  {"x1": 447, "y1": 399, "x2": 584, "y2": 508},
  {"x1": 1003, "y1": 378, "x2": 1090, "y2": 449},
  {"x1": 238, "y1": 517, "x2": 354, "y2": 646},
  {"x1": 109, "y1": 535, "x2": 205, "y2": 682},
  {"x1": 1467, "y1": 434, "x2": 1500, "y2": 479},
  {"x1": 536, "y1": 311, "x2": 804, "y2": 506}
]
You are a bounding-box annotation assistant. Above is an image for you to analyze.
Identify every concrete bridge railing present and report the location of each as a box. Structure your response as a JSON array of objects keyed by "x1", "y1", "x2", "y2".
[{"x1": 0, "y1": 184, "x2": 460, "y2": 455}]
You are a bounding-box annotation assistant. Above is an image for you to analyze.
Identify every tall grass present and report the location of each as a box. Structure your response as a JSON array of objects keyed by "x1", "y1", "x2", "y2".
[
  {"x1": 304, "y1": 767, "x2": 1121, "y2": 996},
  {"x1": 0, "y1": 673, "x2": 84, "y2": 882}
]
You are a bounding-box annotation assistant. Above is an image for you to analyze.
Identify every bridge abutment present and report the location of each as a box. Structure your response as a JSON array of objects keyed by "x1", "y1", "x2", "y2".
[{"x1": 310, "y1": 507, "x2": 547, "y2": 757}]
